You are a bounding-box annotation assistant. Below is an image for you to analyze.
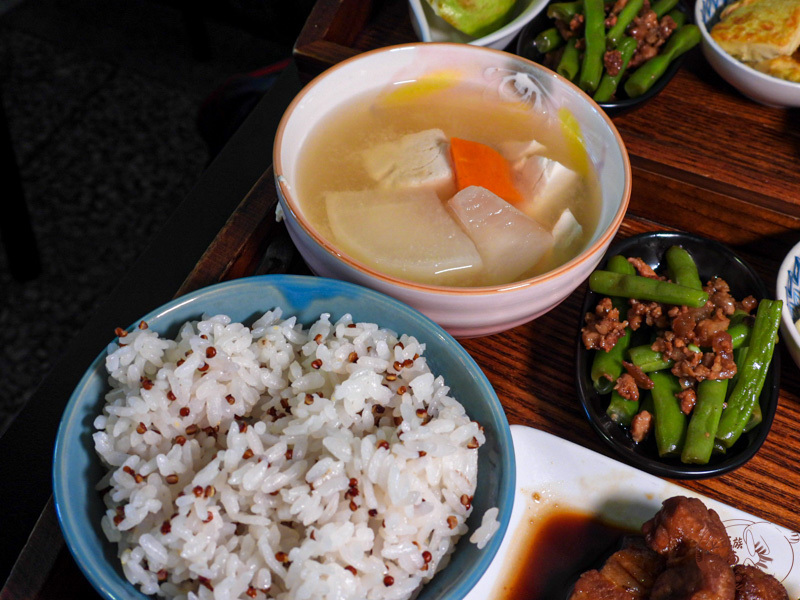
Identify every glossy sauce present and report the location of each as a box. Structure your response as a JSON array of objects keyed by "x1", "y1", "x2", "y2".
[{"x1": 496, "y1": 509, "x2": 635, "y2": 600}]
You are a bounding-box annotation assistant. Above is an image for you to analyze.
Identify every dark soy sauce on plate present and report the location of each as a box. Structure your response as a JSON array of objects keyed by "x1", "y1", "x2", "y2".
[{"x1": 499, "y1": 510, "x2": 633, "y2": 599}]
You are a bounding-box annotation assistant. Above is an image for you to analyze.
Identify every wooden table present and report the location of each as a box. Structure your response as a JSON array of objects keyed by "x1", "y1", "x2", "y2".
[{"x1": 2, "y1": 0, "x2": 800, "y2": 598}]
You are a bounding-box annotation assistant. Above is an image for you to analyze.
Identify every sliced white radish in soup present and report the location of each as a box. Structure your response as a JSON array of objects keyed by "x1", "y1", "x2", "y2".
[
  {"x1": 326, "y1": 188, "x2": 482, "y2": 286},
  {"x1": 447, "y1": 186, "x2": 553, "y2": 286}
]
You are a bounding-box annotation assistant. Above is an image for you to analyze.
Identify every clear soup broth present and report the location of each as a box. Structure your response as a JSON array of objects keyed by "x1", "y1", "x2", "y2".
[{"x1": 295, "y1": 78, "x2": 601, "y2": 287}]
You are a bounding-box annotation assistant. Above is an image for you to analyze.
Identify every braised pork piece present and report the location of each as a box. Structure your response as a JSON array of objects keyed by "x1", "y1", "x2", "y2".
[{"x1": 568, "y1": 497, "x2": 789, "y2": 600}]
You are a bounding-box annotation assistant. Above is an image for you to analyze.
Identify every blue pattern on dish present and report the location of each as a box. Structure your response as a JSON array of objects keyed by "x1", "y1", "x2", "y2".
[
  {"x1": 699, "y1": 0, "x2": 728, "y2": 26},
  {"x1": 784, "y1": 255, "x2": 800, "y2": 322}
]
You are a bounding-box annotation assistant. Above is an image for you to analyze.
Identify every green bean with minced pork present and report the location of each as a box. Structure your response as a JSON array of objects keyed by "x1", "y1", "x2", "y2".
[
  {"x1": 581, "y1": 246, "x2": 778, "y2": 465},
  {"x1": 537, "y1": 0, "x2": 699, "y2": 102}
]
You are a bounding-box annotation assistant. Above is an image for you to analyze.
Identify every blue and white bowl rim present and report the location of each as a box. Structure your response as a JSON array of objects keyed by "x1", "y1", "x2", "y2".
[
  {"x1": 698, "y1": 0, "x2": 728, "y2": 26},
  {"x1": 783, "y1": 255, "x2": 800, "y2": 322}
]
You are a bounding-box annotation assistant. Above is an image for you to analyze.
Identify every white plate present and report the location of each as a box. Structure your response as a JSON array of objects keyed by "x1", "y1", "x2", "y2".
[{"x1": 465, "y1": 425, "x2": 800, "y2": 599}]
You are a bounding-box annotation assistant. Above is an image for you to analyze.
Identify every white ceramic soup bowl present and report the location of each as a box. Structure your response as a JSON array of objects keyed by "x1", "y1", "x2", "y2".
[{"x1": 274, "y1": 43, "x2": 631, "y2": 338}]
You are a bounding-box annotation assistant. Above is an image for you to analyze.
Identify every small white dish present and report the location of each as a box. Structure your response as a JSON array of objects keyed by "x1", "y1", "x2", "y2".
[
  {"x1": 694, "y1": 0, "x2": 800, "y2": 107},
  {"x1": 776, "y1": 240, "x2": 800, "y2": 371},
  {"x1": 463, "y1": 426, "x2": 800, "y2": 599},
  {"x1": 408, "y1": 0, "x2": 550, "y2": 50}
]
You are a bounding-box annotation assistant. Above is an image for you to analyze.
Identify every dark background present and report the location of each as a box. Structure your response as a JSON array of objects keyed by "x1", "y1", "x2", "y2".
[{"x1": 0, "y1": 0, "x2": 314, "y2": 435}]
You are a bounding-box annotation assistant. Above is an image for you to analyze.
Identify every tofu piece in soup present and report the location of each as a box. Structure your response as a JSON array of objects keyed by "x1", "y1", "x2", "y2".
[
  {"x1": 362, "y1": 129, "x2": 456, "y2": 200},
  {"x1": 325, "y1": 188, "x2": 483, "y2": 285},
  {"x1": 552, "y1": 208, "x2": 584, "y2": 251},
  {"x1": 499, "y1": 139, "x2": 547, "y2": 164},
  {"x1": 512, "y1": 155, "x2": 582, "y2": 228},
  {"x1": 447, "y1": 186, "x2": 554, "y2": 286}
]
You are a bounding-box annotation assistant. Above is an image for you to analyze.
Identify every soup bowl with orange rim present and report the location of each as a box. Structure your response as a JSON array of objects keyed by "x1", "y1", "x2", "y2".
[{"x1": 274, "y1": 43, "x2": 631, "y2": 337}]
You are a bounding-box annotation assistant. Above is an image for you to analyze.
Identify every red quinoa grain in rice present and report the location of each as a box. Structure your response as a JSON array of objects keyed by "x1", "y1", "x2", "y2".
[{"x1": 92, "y1": 310, "x2": 500, "y2": 599}]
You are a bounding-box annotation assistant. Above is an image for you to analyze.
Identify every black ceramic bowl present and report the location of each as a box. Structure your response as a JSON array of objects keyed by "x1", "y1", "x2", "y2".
[
  {"x1": 576, "y1": 231, "x2": 780, "y2": 479},
  {"x1": 515, "y1": 4, "x2": 692, "y2": 116}
]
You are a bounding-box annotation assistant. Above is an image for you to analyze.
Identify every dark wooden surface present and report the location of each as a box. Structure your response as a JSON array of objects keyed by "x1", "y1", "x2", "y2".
[{"x1": 3, "y1": 1, "x2": 800, "y2": 598}]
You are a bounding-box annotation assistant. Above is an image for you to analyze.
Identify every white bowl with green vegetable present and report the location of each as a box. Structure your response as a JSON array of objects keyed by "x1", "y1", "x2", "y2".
[
  {"x1": 776, "y1": 240, "x2": 800, "y2": 372},
  {"x1": 408, "y1": 0, "x2": 550, "y2": 49},
  {"x1": 577, "y1": 231, "x2": 780, "y2": 479}
]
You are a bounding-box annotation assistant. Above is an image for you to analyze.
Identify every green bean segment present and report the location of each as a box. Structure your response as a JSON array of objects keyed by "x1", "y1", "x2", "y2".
[
  {"x1": 715, "y1": 299, "x2": 781, "y2": 449},
  {"x1": 547, "y1": 0, "x2": 583, "y2": 20},
  {"x1": 728, "y1": 322, "x2": 752, "y2": 350},
  {"x1": 666, "y1": 245, "x2": 703, "y2": 291},
  {"x1": 578, "y1": 0, "x2": 606, "y2": 93},
  {"x1": 607, "y1": 390, "x2": 639, "y2": 426},
  {"x1": 731, "y1": 346, "x2": 763, "y2": 434},
  {"x1": 724, "y1": 310, "x2": 752, "y2": 350},
  {"x1": 624, "y1": 24, "x2": 701, "y2": 98},
  {"x1": 649, "y1": 370, "x2": 687, "y2": 457},
  {"x1": 606, "y1": 254, "x2": 635, "y2": 276},
  {"x1": 534, "y1": 27, "x2": 565, "y2": 53},
  {"x1": 681, "y1": 379, "x2": 728, "y2": 464},
  {"x1": 591, "y1": 255, "x2": 635, "y2": 392},
  {"x1": 628, "y1": 344, "x2": 673, "y2": 372},
  {"x1": 728, "y1": 346, "x2": 747, "y2": 391},
  {"x1": 557, "y1": 39, "x2": 581, "y2": 81},
  {"x1": 594, "y1": 36, "x2": 638, "y2": 102},
  {"x1": 605, "y1": 254, "x2": 637, "y2": 311},
  {"x1": 667, "y1": 8, "x2": 687, "y2": 27},
  {"x1": 589, "y1": 271, "x2": 709, "y2": 307},
  {"x1": 592, "y1": 331, "x2": 631, "y2": 394},
  {"x1": 652, "y1": 0, "x2": 679, "y2": 18},
  {"x1": 606, "y1": 0, "x2": 644, "y2": 45}
]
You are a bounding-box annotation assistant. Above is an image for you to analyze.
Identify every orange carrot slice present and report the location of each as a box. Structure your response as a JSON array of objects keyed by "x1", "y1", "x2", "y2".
[{"x1": 449, "y1": 137, "x2": 524, "y2": 205}]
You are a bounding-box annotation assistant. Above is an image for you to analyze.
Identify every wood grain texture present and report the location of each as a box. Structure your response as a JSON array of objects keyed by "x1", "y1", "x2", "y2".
[
  {"x1": 294, "y1": 0, "x2": 373, "y2": 81},
  {"x1": 0, "y1": 498, "x2": 63, "y2": 600},
  {"x1": 175, "y1": 169, "x2": 281, "y2": 296}
]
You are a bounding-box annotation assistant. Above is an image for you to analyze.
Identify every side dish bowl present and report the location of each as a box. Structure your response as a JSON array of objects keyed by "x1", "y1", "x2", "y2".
[
  {"x1": 274, "y1": 43, "x2": 631, "y2": 338},
  {"x1": 576, "y1": 231, "x2": 779, "y2": 479},
  {"x1": 408, "y1": 0, "x2": 550, "y2": 49},
  {"x1": 695, "y1": 0, "x2": 800, "y2": 107},
  {"x1": 515, "y1": 5, "x2": 693, "y2": 115},
  {"x1": 53, "y1": 275, "x2": 516, "y2": 600},
  {"x1": 776, "y1": 239, "x2": 800, "y2": 371}
]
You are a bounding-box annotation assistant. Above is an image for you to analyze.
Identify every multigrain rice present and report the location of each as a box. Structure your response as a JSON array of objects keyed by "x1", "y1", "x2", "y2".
[{"x1": 93, "y1": 309, "x2": 498, "y2": 600}]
